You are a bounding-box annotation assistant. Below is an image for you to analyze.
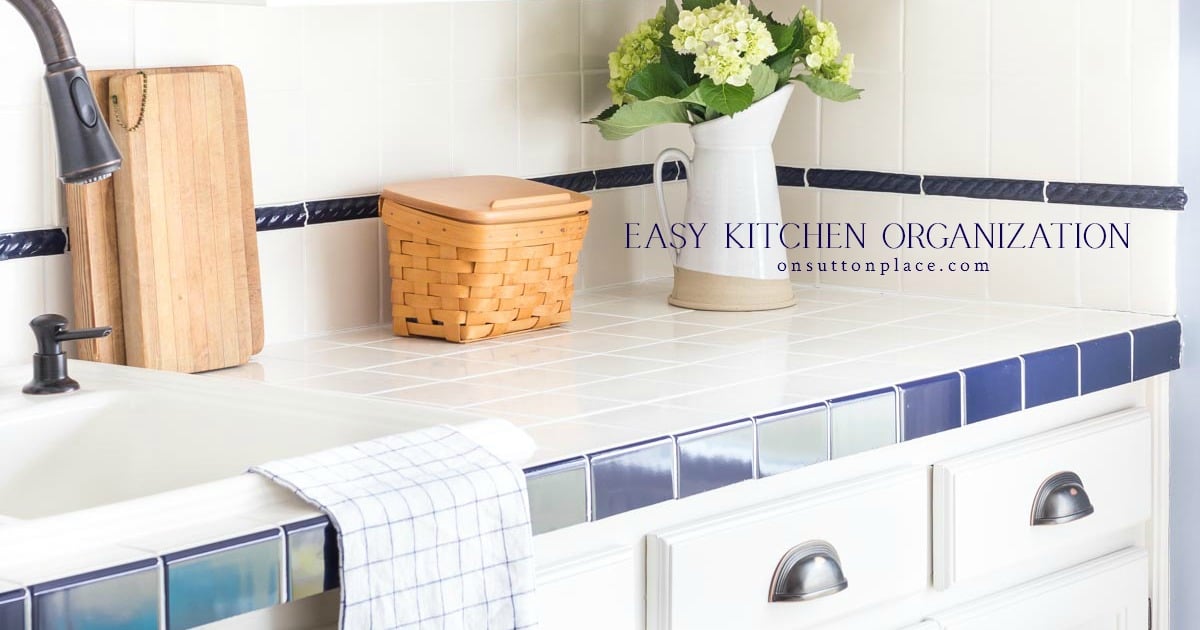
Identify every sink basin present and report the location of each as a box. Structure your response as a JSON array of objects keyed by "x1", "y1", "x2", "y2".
[{"x1": 0, "y1": 361, "x2": 489, "y2": 520}]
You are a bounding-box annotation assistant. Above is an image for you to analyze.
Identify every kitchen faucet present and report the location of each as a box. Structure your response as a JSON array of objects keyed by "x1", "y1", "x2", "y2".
[{"x1": 7, "y1": 0, "x2": 122, "y2": 183}]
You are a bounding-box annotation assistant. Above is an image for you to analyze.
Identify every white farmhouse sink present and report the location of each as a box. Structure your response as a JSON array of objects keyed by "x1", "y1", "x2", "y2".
[{"x1": 0, "y1": 361, "x2": 519, "y2": 521}]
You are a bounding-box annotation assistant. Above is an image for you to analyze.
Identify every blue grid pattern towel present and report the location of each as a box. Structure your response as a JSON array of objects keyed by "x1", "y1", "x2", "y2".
[{"x1": 252, "y1": 425, "x2": 537, "y2": 629}]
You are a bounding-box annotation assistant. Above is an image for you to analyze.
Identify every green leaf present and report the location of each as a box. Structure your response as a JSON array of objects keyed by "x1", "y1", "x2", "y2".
[
  {"x1": 658, "y1": 45, "x2": 698, "y2": 85},
  {"x1": 586, "y1": 97, "x2": 692, "y2": 140},
  {"x1": 748, "y1": 64, "x2": 777, "y2": 102},
  {"x1": 625, "y1": 63, "x2": 689, "y2": 101},
  {"x1": 698, "y1": 78, "x2": 754, "y2": 116},
  {"x1": 681, "y1": 0, "x2": 722, "y2": 10},
  {"x1": 662, "y1": 0, "x2": 679, "y2": 30},
  {"x1": 791, "y1": 73, "x2": 864, "y2": 102},
  {"x1": 746, "y1": 2, "x2": 794, "y2": 51},
  {"x1": 592, "y1": 104, "x2": 620, "y2": 121}
]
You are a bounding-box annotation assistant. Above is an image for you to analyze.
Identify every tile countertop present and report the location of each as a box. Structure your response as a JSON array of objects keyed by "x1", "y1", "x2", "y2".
[{"x1": 209, "y1": 278, "x2": 1179, "y2": 469}]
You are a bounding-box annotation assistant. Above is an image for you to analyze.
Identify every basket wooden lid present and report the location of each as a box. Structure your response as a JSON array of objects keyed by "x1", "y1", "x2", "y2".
[{"x1": 382, "y1": 176, "x2": 592, "y2": 225}]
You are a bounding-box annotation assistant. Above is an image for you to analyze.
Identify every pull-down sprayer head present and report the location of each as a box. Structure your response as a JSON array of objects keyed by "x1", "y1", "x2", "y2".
[{"x1": 7, "y1": 0, "x2": 122, "y2": 184}]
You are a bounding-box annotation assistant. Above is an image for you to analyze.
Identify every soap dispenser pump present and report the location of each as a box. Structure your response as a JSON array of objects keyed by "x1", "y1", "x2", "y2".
[{"x1": 23, "y1": 314, "x2": 112, "y2": 395}]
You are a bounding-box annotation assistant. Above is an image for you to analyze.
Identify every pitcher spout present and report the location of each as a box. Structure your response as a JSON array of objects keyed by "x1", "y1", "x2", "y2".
[{"x1": 690, "y1": 83, "x2": 795, "y2": 147}]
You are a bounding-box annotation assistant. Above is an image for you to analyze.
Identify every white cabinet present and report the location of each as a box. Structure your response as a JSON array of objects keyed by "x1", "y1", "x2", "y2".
[
  {"x1": 537, "y1": 547, "x2": 638, "y2": 630},
  {"x1": 933, "y1": 410, "x2": 1151, "y2": 590},
  {"x1": 927, "y1": 548, "x2": 1148, "y2": 630},
  {"x1": 646, "y1": 468, "x2": 930, "y2": 630}
]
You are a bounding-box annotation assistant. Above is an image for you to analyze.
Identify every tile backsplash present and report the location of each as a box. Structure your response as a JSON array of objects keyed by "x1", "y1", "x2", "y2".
[{"x1": 0, "y1": 0, "x2": 1182, "y2": 366}]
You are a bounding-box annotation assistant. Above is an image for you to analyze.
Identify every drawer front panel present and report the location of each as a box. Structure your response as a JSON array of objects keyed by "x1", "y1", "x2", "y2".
[
  {"x1": 647, "y1": 468, "x2": 930, "y2": 630},
  {"x1": 538, "y1": 547, "x2": 638, "y2": 630},
  {"x1": 929, "y1": 548, "x2": 1148, "y2": 630},
  {"x1": 933, "y1": 409, "x2": 1151, "y2": 590}
]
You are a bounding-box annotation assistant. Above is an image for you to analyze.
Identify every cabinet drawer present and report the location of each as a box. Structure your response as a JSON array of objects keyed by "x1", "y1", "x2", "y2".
[
  {"x1": 928, "y1": 547, "x2": 1148, "y2": 630},
  {"x1": 647, "y1": 468, "x2": 929, "y2": 630},
  {"x1": 537, "y1": 547, "x2": 637, "y2": 630},
  {"x1": 933, "y1": 409, "x2": 1150, "y2": 590}
]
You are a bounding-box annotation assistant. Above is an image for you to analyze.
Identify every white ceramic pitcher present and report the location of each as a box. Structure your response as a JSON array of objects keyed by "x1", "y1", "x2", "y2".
[{"x1": 652, "y1": 83, "x2": 797, "y2": 311}]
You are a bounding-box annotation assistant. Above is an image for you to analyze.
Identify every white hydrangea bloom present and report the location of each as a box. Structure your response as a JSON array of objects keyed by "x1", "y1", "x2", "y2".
[{"x1": 669, "y1": 2, "x2": 777, "y2": 87}]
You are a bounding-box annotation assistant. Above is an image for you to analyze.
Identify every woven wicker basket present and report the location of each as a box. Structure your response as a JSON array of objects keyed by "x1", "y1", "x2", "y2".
[{"x1": 380, "y1": 177, "x2": 591, "y2": 343}]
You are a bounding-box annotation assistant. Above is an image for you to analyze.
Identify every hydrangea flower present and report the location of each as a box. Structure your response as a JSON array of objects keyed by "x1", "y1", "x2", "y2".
[
  {"x1": 800, "y1": 6, "x2": 854, "y2": 83},
  {"x1": 608, "y1": 9, "x2": 666, "y2": 104},
  {"x1": 669, "y1": 3, "x2": 777, "y2": 87}
]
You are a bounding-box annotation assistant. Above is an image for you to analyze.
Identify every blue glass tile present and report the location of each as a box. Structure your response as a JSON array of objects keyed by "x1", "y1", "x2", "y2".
[
  {"x1": 284, "y1": 517, "x2": 338, "y2": 601},
  {"x1": 0, "y1": 589, "x2": 25, "y2": 630},
  {"x1": 165, "y1": 530, "x2": 282, "y2": 630},
  {"x1": 829, "y1": 388, "x2": 897, "y2": 458},
  {"x1": 525, "y1": 457, "x2": 589, "y2": 534},
  {"x1": 755, "y1": 404, "x2": 829, "y2": 477},
  {"x1": 589, "y1": 438, "x2": 675, "y2": 519},
  {"x1": 899, "y1": 373, "x2": 962, "y2": 441},
  {"x1": 1133, "y1": 321, "x2": 1182, "y2": 380},
  {"x1": 677, "y1": 420, "x2": 754, "y2": 497},
  {"x1": 1023, "y1": 345, "x2": 1079, "y2": 408},
  {"x1": 963, "y1": 359, "x2": 1022, "y2": 423},
  {"x1": 31, "y1": 560, "x2": 159, "y2": 630},
  {"x1": 1079, "y1": 333, "x2": 1132, "y2": 395}
]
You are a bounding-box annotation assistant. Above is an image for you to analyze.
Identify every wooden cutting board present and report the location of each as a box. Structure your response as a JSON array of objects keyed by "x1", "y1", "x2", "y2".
[
  {"x1": 66, "y1": 65, "x2": 263, "y2": 368},
  {"x1": 105, "y1": 66, "x2": 263, "y2": 372}
]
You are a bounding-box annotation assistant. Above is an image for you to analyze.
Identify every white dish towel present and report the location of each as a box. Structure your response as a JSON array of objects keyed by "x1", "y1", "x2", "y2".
[{"x1": 252, "y1": 423, "x2": 538, "y2": 630}]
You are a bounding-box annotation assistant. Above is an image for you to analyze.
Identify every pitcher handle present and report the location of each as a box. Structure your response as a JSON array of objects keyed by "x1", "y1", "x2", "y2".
[{"x1": 653, "y1": 148, "x2": 692, "y2": 265}]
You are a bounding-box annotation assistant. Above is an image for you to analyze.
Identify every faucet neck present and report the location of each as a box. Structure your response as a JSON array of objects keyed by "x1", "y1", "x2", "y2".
[{"x1": 6, "y1": 0, "x2": 76, "y2": 65}]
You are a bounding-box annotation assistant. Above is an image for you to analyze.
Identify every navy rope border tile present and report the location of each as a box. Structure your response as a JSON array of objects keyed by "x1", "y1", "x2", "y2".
[
  {"x1": 0, "y1": 228, "x2": 68, "y2": 261},
  {"x1": 923, "y1": 175, "x2": 1044, "y2": 202},
  {"x1": 306, "y1": 195, "x2": 380, "y2": 225},
  {"x1": 807, "y1": 168, "x2": 922, "y2": 194},
  {"x1": 255, "y1": 203, "x2": 307, "y2": 232},
  {"x1": 1047, "y1": 182, "x2": 1189, "y2": 211}
]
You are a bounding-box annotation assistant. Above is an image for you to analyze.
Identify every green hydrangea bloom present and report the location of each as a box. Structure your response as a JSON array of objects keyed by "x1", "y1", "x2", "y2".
[
  {"x1": 608, "y1": 9, "x2": 666, "y2": 104},
  {"x1": 669, "y1": 2, "x2": 777, "y2": 87},
  {"x1": 799, "y1": 6, "x2": 853, "y2": 84}
]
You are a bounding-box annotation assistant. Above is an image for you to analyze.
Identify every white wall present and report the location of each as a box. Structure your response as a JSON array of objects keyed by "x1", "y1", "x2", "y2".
[{"x1": 0, "y1": 0, "x2": 1182, "y2": 365}]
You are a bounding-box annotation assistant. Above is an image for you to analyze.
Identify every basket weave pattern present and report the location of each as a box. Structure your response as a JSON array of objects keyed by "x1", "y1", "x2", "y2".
[{"x1": 382, "y1": 199, "x2": 588, "y2": 342}]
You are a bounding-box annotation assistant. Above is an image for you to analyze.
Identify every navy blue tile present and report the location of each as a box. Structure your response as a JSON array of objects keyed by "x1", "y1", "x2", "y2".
[
  {"x1": 0, "y1": 228, "x2": 68, "y2": 261},
  {"x1": 828, "y1": 388, "x2": 898, "y2": 457},
  {"x1": 1133, "y1": 321, "x2": 1182, "y2": 380},
  {"x1": 305, "y1": 195, "x2": 380, "y2": 225},
  {"x1": 963, "y1": 359, "x2": 1023, "y2": 423},
  {"x1": 775, "y1": 166, "x2": 806, "y2": 187},
  {"x1": 1023, "y1": 345, "x2": 1079, "y2": 408},
  {"x1": 31, "y1": 559, "x2": 159, "y2": 630},
  {"x1": 806, "y1": 169, "x2": 922, "y2": 194},
  {"x1": 165, "y1": 530, "x2": 282, "y2": 630},
  {"x1": 1045, "y1": 181, "x2": 1187, "y2": 211},
  {"x1": 590, "y1": 438, "x2": 675, "y2": 519},
  {"x1": 284, "y1": 517, "x2": 338, "y2": 601},
  {"x1": 255, "y1": 203, "x2": 307, "y2": 231},
  {"x1": 525, "y1": 457, "x2": 589, "y2": 534},
  {"x1": 922, "y1": 175, "x2": 1044, "y2": 202},
  {"x1": 755, "y1": 404, "x2": 828, "y2": 477},
  {"x1": 899, "y1": 373, "x2": 962, "y2": 440},
  {"x1": 677, "y1": 419, "x2": 754, "y2": 497},
  {"x1": 531, "y1": 171, "x2": 597, "y2": 193},
  {"x1": 595, "y1": 164, "x2": 654, "y2": 189},
  {"x1": 1079, "y1": 333, "x2": 1132, "y2": 394},
  {"x1": 0, "y1": 589, "x2": 24, "y2": 630}
]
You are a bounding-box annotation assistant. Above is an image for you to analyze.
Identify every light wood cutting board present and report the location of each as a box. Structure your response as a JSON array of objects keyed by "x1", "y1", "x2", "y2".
[
  {"x1": 66, "y1": 65, "x2": 264, "y2": 368},
  {"x1": 107, "y1": 66, "x2": 263, "y2": 372}
]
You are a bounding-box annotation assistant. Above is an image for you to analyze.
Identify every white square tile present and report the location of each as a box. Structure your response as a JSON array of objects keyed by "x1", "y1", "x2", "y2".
[
  {"x1": 0, "y1": 107, "x2": 45, "y2": 230},
  {"x1": 1130, "y1": 0, "x2": 1179, "y2": 185},
  {"x1": 581, "y1": 0, "x2": 644, "y2": 71},
  {"x1": 57, "y1": 0, "x2": 135, "y2": 70},
  {"x1": 537, "y1": 353, "x2": 681, "y2": 376},
  {"x1": 453, "y1": 344, "x2": 588, "y2": 366},
  {"x1": 904, "y1": 0, "x2": 987, "y2": 76},
  {"x1": 522, "y1": 332, "x2": 652, "y2": 353},
  {"x1": 519, "y1": 0, "x2": 580, "y2": 75},
  {"x1": 818, "y1": 190, "x2": 902, "y2": 291},
  {"x1": 380, "y1": 79, "x2": 454, "y2": 184},
  {"x1": 453, "y1": 78, "x2": 520, "y2": 176},
  {"x1": 0, "y1": 257, "x2": 45, "y2": 366},
  {"x1": 990, "y1": 74, "x2": 1078, "y2": 181},
  {"x1": 986, "y1": 201, "x2": 1079, "y2": 307},
  {"x1": 221, "y1": 6, "x2": 304, "y2": 93},
  {"x1": 465, "y1": 392, "x2": 630, "y2": 419},
  {"x1": 583, "y1": 72, "x2": 643, "y2": 169},
  {"x1": 899, "y1": 196, "x2": 989, "y2": 299},
  {"x1": 521, "y1": 421, "x2": 644, "y2": 465},
  {"x1": 0, "y1": 10, "x2": 46, "y2": 107},
  {"x1": 640, "y1": 183, "x2": 685, "y2": 280},
  {"x1": 1129, "y1": 211, "x2": 1177, "y2": 315},
  {"x1": 246, "y1": 90, "x2": 306, "y2": 206},
  {"x1": 205, "y1": 356, "x2": 342, "y2": 383},
  {"x1": 380, "y1": 4, "x2": 454, "y2": 83},
  {"x1": 903, "y1": 73, "x2": 988, "y2": 176},
  {"x1": 1078, "y1": 0, "x2": 1132, "y2": 183},
  {"x1": 256, "y1": 228, "x2": 307, "y2": 345},
  {"x1": 308, "y1": 345, "x2": 419, "y2": 370},
  {"x1": 991, "y1": 0, "x2": 1077, "y2": 77},
  {"x1": 457, "y1": 368, "x2": 606, "y2": 391},
  {"x1": 304, "y1": 220, "x2": 382, "y2": 334},
  {"x1": 454, "y1": 1, "x2": 518, "y2": 78},
  {"x1": 373, "y1": 356, "x2": 513, "y2": 380},
  {"x1": 379, "y1": 380, "x2": 525, "y2": 407},
  {"x1": 643, "y1": 122, "x2": 694, "y2": 163},
  {"x1": 611, "y1": 341, "x2": 740, "y2": 363},
  {"x1": 42, "y1": 254, "x2": 73, "y2": 327},
  {"x1": 565, "y1": 377, "x2": 703, "y2": 403},
  {"x1": 576, "y1": 189, "x2": 654, "y2": 289},
  {"x1": 302, "y1": 90, "x2": 380, "y2": 200},
  {"x1": 1077, "y1": 207, "x2": 1132, "y2": 311},
  {"x1": 293, "y1": 370, "x2": 431, "y2": 396},
  {"x1": 822, "y1": 0, "x2": 903, "y2": 73},
  {"x1": 258, "y1": 338, "x2": 342, "y2": 361},
  {"x1": 774, "y1": 83, "x2": 820, "y2": 166},
  {"x1": 780, "y1": 188, "x2": 820, "y2": 284},
  {"x1": 558, "y1": 312, "x2": 636, "y2": 332},
  {"x1": 819, "y1": 72, "x2": 902, "y2": 171},
  {"x1": 596, "y1": 319, "x2": 717, "y2": 340},
  {"x1": 519, "y1": 74, "x2": 583, "y2": 176},
  {"x1": 133, "y1": 2, "x2": 226, "y2": 67}
]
